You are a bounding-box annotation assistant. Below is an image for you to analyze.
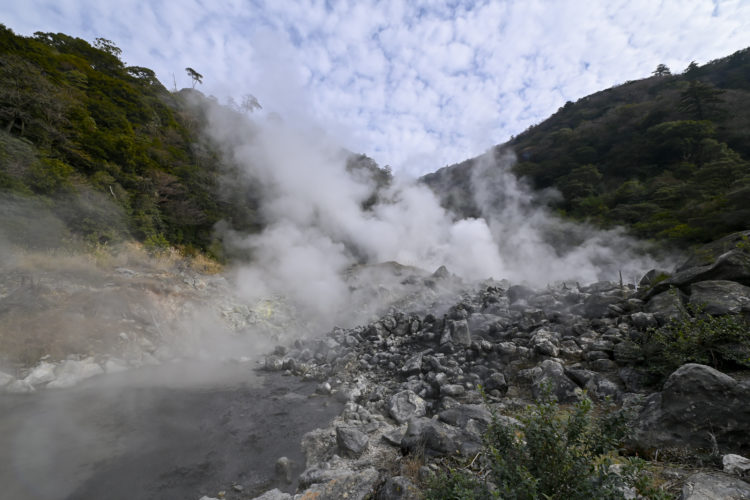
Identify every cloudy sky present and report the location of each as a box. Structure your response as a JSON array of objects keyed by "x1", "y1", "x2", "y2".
[{"x1": 3, "y1": 0, "x2": 750, "y2": 176}]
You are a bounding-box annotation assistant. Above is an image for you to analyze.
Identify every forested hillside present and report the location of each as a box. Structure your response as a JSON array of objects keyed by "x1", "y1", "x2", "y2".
[
  {"x1": 0, "y1": 25, "x2": 254, "y2": 255},
  {"x1": 3, "y1": 22, "x2": 748, "y2": 256},
  {"x1": 424, "y1": 49, "x2": 750, "y2": 246}
]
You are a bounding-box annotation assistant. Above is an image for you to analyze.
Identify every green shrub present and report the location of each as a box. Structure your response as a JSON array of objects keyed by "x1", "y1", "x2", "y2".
[
  {"x1": 639, "y1": 303, "x2": 750, "y2": 382},
  {"x1": 144, "y1": 233, "x2": 170, "y2": 254},
  {"x1": 424, "y1": 390, "x2": 668, "y2": 500}
]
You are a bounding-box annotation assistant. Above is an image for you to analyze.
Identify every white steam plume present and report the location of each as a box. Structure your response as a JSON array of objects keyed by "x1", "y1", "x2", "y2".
[
  {"x1": 470, "y1": 149, "x2": 665, "y2": 286},
  {"x1": 195, "y1": 97, "x2": 665, "y2": 330}
]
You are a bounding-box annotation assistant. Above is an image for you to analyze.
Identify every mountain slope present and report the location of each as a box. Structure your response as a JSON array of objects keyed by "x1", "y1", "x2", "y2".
[{"x1": 423, "y1": 49, "x2": 750, "y2": 245}]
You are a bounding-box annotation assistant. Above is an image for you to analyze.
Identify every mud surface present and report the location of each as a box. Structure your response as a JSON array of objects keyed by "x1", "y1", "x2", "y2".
[{"x1": 0, "y1": 362, "x2": 342, "y2": 500}]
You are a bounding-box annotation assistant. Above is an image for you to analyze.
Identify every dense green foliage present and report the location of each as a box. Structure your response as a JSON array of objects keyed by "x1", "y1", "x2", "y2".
[
  {"x1": 424, "y1": 51, "x2": 750, "y2": 245},
  {"x1": 637, "y1": 299, "x2": 750, "y2": 383},
  {"x1": 426, "y1": 392, "x2": 671, "y2": 499},
  {"x1": 0, "y1": 25, "x2": 265, "y2": 254},
  {"x1": 0, "y1": 25, "x2": 392, "y2": 257}
]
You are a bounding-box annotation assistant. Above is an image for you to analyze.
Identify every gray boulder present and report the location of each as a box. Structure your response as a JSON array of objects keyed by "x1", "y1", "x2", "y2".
[
  {"x1": 645, "y1": 289, "x2": 687, "y2": 325},
  {"x1": 724, "y1": 454, "x2": 750, "y2": 477},
  {"x1": 530, "y1": 328, "x2": 560, "y2": 357},
  {"x1": 583, "y1": 294, "x2": 624, "y2": 318},
  {"x1": 452, "y1": 319, "x2": 472, "y2": 346},
  {"x1": 275, "y1": 457, "x2": 292, "y2": 483},
  {"x1": 680, "y1": 472, "x2": 750, "y2": 500},
  {"x1": 388, "y1": 390, "x2": 427, "y2": 424},
  {"x1": 442, "y1": 319, "x2": 471, "y2": 346},
  {"x1": 643, "y1": 242, "x2": 750, "y2": 300},
  {"x1": 401, "y1": 353, "x2": 423, "y2": 376},
  {"x1": 688, "y1": 280, "x2": 750, "y2": 315},
  {"x1": 630, "y1": 311, "x2": 658, "y2": 330},
  {"x1": 632, "y1": 364, "x2": 750, "y2": 454},
  {"x1": 438, "y1": 404, "x2": 492, "y2": 430},
  {"x1": 336, "y1": 426, "x2": 369, "y2": 458},
  {"x1": 440, "y1": 384, "x2": 466, "y2": 397},
  {"x1": 249, "y1": 489, "x2": 292, "y2": 500},
  {"x1": 638, "y1": 269, "x2": 672, "y2": 289},
  {"x1": 377, "y1": 476, "x2": 420, "y2": 500},
  {"x1": 676, "y1": 231, "x2": 750, "y2": 274},
  {"x1": 566, "y1": 367, "x2": 621, "y2": 401},
  {"x1": 298, "y1": 467, "x2": 380, "y2": 500},
  {"x1": 531, "y1": 359, "x2": 581, "y2": 403},
  {"x1": 484, "y1": 372, "x2": 508, "y2": 394},
  {"x1": 401, "y1": 417, "x2": 481, "y2": 457}
]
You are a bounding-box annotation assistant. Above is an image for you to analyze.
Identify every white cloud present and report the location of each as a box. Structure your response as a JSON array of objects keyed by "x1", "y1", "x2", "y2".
[{"x1": 2, "y1": 0, "x2": 750, "y2": 175}]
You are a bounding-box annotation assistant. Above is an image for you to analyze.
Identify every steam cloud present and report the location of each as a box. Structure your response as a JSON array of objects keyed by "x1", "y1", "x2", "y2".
[{"x1": 197, "y1": 97, "x2": 666, "y2": 331}]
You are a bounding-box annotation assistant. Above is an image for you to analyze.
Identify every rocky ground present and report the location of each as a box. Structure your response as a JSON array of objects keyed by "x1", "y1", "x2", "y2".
[
  {"x1": 2, "y1": 233, "x2": 750, "y2": 499},
  {"x1": 245, "y1": 231, "x2": 750, "y2": 500}
]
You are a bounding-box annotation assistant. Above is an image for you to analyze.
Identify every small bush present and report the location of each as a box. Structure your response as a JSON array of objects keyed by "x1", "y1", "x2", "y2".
[
  {"x1": 424, "y1": 389, "x2": 671, "y2": 499},
  {"x1": 638, "y1": 303, "x2": 750, "y2": 382}
]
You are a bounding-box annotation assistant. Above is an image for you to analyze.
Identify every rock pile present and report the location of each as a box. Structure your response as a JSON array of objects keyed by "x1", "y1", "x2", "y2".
[{"x1": 249, "y1": 232, "x2": 750, "y2": 499}]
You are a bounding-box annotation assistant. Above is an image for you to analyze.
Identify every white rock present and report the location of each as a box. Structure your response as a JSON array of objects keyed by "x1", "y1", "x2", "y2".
[
  {"x1": 104, "y1": 358, "x2": 129, "y2": 374},
  {"x1": 0, "y1": 370, "x2": 15, "y2": 387},
  {"x1": 681, "y1": 471, "x2": 750, "y2": 499},
  {"x1": 251, "y1": 488, "x2": 292, "y2": 500},
  {"x1": 723, "y1": 454, "x2": 750, "y2": 476},
  {"x1": 24, "y1": 361, "x2": 57, "y2": 386},
  {"x1": 47, "y1": 358, "x2": 104, "y2": 389},
  {"x1": 5, "y1": 379, "x2": 35, "y2": 394}
]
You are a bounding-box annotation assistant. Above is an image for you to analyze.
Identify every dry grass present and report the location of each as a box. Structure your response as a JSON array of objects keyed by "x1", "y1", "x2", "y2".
[
  {"x1": 8, "y1": 240, "x2": 223, "y2": 275},
  {"x1": 0, "y1": 239, "x2": 224, "y2": 370}
]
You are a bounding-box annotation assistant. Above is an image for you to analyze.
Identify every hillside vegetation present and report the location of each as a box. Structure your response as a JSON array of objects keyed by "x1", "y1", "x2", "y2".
[
  {"x1": 3, "y1": 23, "x2": 748, "y2": 257},
  {"x1": 0, "y1": 25, "x2": 394, "y2": 259},
  {"x1": 424, "y1": 49, "x2": 750, "y2": 246},
  {"x1": 0, "y1": 25, "x2": 259, "y2": 255}
]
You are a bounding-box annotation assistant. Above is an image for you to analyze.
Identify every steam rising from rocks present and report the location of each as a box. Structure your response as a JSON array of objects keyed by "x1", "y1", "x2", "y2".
[{"x1": 197, "y1": 97, "x2": 665, "y2": 330}]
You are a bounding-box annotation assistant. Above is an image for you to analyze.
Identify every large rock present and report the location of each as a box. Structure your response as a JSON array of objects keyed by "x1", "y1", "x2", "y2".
[
  {"x1": 632, "y1": 364, "x2": 750, "y2": 454},
  {"x1": 0, "y1": 370, "x2": 14, "y2": 388},
  {"x1": 688, "y1": 281, "x2": 750, "y2": 315},
  {"x1": 250, "y1": 489, "x2": 292, "y2": 500},
  {"x1": 583, "y1": 294, "x2": 625, "y2": 319},
  {"x1": 388, "y1": 390, "x2": 427, "y2": 424},
  {"x1": 677, "y1": 231, "x2": 750, "y2": 273},
  {"x1": 680, "y1": 472, "x2": 750, "y2": 500},
  {"x1": 47, "y1": 358, "x2": 104, "y2": 389},
  {"x1": 336, "y1": 426, "x2": 369, "y2": 458},
  {"x1": 297, "y1": 467, "x2": 380, "y2": 500},
  {"x1": 23, "y1": 361, "x2": 57, "y2": 386},
  {"x1": 401, "y1": 417, "x2": 481, "y2": 457},
  {"x1": 450, "y1": 319, "x2": 472, "y2": 346},
  {"x1": 438, "y1": 404, "x2": 492, "y2": 431},
  {"x1": 530, "y1": 328, "x2": 560, "y2": 357},
  {"x1": 4, "y1": 379, "x2": 35, "y2": 393},
  {"x1": 400, "y1": 353, "x2": 423, "y2": 376},
  {"x1": 724, "y1": 454, "x2": 750, "y2": 476},
  {"x1": 441, "y1": 319, "x2": 471, "y2": 346},
  {"x1": 645, "y1": 289, "x2": 687, "y2": 325},
  {"x1": 530, "y1": 359, "x2": 580, "y2": 403},
  {"x1": 643, "y1": 234, "x2": 750, "y2": 300},
  {"x1": 376, "y1": 476, "x2": 420, "y2": 500}
]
